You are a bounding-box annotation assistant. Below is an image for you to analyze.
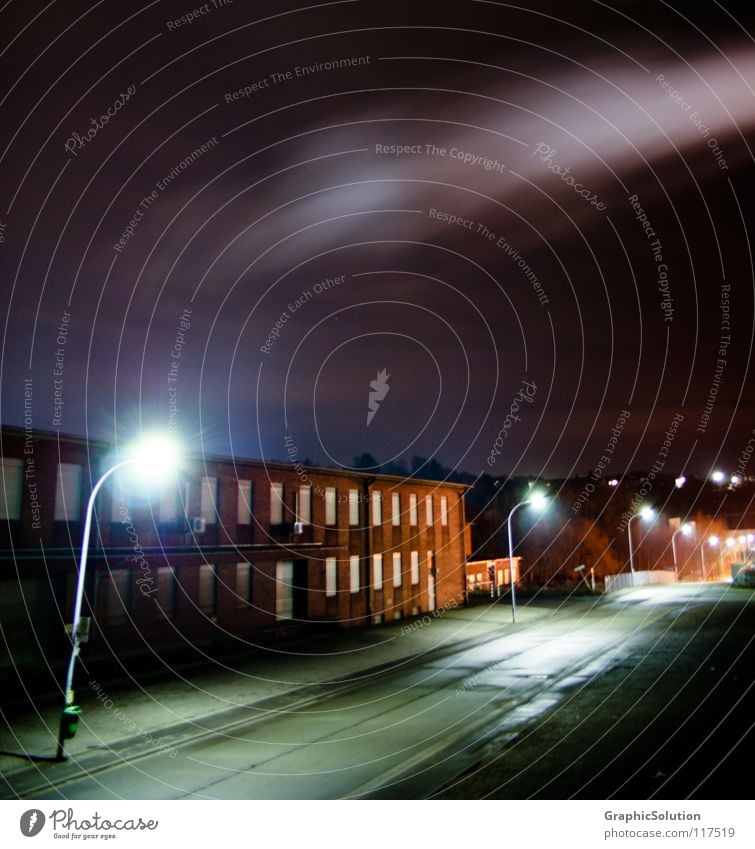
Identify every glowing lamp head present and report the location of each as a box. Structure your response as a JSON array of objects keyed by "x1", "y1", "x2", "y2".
[
  {"x1": 608, "y1": 478, "x2": 619, "y2": 487},
  {"x1": 708, "y1": 536, "x2": 719, "y2": 547},
  {"x1": 726, "y1": 537, "x2": 736, "y2": 548},
  {"x1": 529, "y1": 492, "x2": 548, "y2": 511},
  {"x1": 675, "y1": 476, "x2": 686, "y2": 489},
  {"x1": 738, "y1": 535, "x2": 746, "y2": 545},
  {"x1": 681, "y1": 523, "x2": 693, "y2": 536},
  {"x1": 711, "y1": 470, "x2": 725, "y2": 483},
  {"x1": 128, "y1": 434, "x2": 180, "y2": 480},
  {"x1": 731, "y1": 474, "x2": 742, "y2": 486},
  {"x1": 639, "y1": 506, "x2": 655, "y2": 521}
]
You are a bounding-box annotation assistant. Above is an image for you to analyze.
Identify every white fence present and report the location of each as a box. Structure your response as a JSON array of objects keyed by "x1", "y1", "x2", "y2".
[{"x1": 604, "y1": 570, "x2": 677, "y2": 593}]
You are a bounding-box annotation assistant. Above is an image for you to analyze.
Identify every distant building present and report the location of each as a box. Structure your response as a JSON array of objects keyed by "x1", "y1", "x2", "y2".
[
  {"x1": 0, "y1": 427, "x2": 470, "y2": 679},
  {"x1": 465, "y1": 557, "x2": 521, "y2": 594}
]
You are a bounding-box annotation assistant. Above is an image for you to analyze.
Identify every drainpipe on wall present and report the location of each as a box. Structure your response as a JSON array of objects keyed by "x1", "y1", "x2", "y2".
[{"x1": 362, "y1": 476, "x2": 375, "y2": 623}]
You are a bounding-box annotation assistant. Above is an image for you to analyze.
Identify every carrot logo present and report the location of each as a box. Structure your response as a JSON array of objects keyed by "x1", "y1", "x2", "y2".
[{"x1": 20, "y1": 810, "x2": 46, "y2": 837}]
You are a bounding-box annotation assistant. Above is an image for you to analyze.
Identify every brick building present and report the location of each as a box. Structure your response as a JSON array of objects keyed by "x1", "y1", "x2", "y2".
[{"x1": 0, "y1": 427, "x2": 469, "y2": 679}]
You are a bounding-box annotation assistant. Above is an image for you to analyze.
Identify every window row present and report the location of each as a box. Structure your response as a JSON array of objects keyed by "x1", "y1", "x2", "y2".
[
  {"x1": 104, "y1": 561, "x2": 254, "y2": 625},
  {"x1": 0, "y1": 459, "x2": 451, "y2": 530},
  {"x1": 372, "y1": 492, "x2": 449, "y2": 527}
]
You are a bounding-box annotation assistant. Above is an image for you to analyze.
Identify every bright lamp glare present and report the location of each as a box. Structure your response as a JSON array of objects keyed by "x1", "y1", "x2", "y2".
[
  {"x1": 731, "y1": 474, "x2": 742, "y2": 486},
  {"x1": 675, "y1": 476, "x2": 686, "y2": 489},
  {"x1": 639, "y1": 506, "x2": 655, "y2": 521},
  {"x1": 529, "y1": 493, "x2": 548, "y2": 511},
  {"x1": 681, "y1": 523, "x2": 693, "y2": 536},
  {"x1": 130, "y1": 435, "x2": 180, "y2": 479},
  {"x1": 708, "y1": 536, "x2": 719, "y2": 547},
  {"x1": 738, "y1": 535, "x2": 746, "y2": 544},
  {"x1": 711, "y1": 470, "x2": 725, "y2": 483},
  {"x1": 726, "y1": 537, "x2": 736, "y2": 548}
]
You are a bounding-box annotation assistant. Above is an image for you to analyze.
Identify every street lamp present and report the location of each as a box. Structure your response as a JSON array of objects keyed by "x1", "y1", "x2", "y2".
[
  {"x1": 628, "y1": 506, "x2": 655, "y2": 579},
  {"x1": 710, "y1": 470, "x2": 725, "y2": 484},
  {"x1": 702, "y1": 536, "x2": 719, "y2": 581},
  {"x1": 671, "y1": 522, "x2": 693, "y2": 581},
  {"x1": 56, "y1": 433, "x2": 180, "y2": 760},
  {"x1": 506, "y1": 491, "x2": 548, "y2": 624}
]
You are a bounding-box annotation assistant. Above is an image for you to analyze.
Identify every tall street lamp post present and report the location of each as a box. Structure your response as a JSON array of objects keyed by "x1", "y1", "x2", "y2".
[
  {"x1": 628, "y1": 506, "x2": 655, "y2": 580},
  {"x1": 56, "y1": 435, "x2": 180, "y2": 760},
  {"x1": 671, "y1": 522, "x2": 693, "y2": 581},
  {"x1": 506, "y1": 492, "x2": 548, "y2": 624}
]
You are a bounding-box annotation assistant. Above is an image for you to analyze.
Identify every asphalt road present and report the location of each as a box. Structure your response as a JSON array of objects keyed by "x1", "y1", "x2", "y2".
[{"x1": 5, "y1": 583, "x2": 752, "y2": 800}]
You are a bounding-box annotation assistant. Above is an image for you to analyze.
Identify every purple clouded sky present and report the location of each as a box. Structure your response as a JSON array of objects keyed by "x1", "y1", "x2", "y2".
[{"x1": 1, "y1": 0, "x2": 753, "y2": 480}]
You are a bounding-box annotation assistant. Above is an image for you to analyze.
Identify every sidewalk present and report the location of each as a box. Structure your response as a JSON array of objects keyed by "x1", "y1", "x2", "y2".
[{"x1": 0, "y1": 597, "x2": 584, "y2": 793}]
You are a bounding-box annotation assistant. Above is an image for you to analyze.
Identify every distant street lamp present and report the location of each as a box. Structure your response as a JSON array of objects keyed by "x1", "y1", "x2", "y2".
[
  {"x1": 628, "y1": 506, "x2": 655, "y2": 579},
  {"x1": 671, "y1": 522, "x2": 693, "y2": 581},
  {"x1": 702, "y1": 536, "x2": 719, "y2": 581},
  {"x1": 506, "y1": 492, "x2": 548, "y2": 624},
  {"x1": 56, "y1": 434, "x2": 180, "y2": 760}
]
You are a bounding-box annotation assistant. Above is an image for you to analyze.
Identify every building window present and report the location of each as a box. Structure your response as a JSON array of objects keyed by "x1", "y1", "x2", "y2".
[
  {"x1": 200, "y1": 476, "x2": 218, "y2": 524},
  {"x1": 54, "y1": 462, "x2": 83, "y2": 521},
  {"x1": 325, "y1": 487, "x2": 337, "y2": 525},
  {"x1": 0, "y1": 458, "x2": 23, "y2": 520},
  {"x1": 409, "y1": 493, "x2": 418, "y2": 527},
  {"x1": 440, "y1": 495, "x2": 449, "y2": 526},
  {"x1": 198, "y1": 564, "x2": 217, "y2": 615},
  {"x1": 270, "y1": 483, "x2": 284, "y2": 525},
  {"x1": 106, "y1": 569, "x2": 130, "y2": 627},
  {"x1": 237, "y1": 480, "x2": 252, "y2": 525},
  {"x1": 275, "y1": 560, "x2": 293, "y2": 619},
  {"x1": 159, "y1": 484, "x2": 179, "y2": 523},
  {"x1": 297, "y1": 486, "x2": 312, "y2": 524},
  {"x1": 410, "y1": 551, "x2": 420, "y2": 585},
  {"x1": 349, "y1": 555, "x2": 360, "y2": 593},
  {"x1": 392, "y1": 552, "x2": 402, "y2": 588},
  {"x1": 348, "y1": 489, "x2": 359, "y2": 526},
  {"x1": 156, "y1": 566, "x2": 176, "y2": 617},
  {"x1": 371, "y1": 491, "x2": 382, "y2": 525},
  {"x1": 425, "y1": 494, "x2": 434, "y2": 525},
  {"x1": 235, "y1": 561, "x2": 252, "y2": 606},
  {"x1": 372, "y1": 553, "x2": 383, "y2": 589},
  {"x1": 391, "y1": 492, "x2": 400, "y2": 526},
  {"x1": 326, "y1": 557, "x2": 337, "y2": 597}
]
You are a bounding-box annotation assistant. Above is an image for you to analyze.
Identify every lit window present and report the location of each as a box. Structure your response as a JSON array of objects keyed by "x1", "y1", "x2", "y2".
[
  {"x1": 237, "y1": 480, "x2": 252, "y2": 525},
  {"x1": 235, "y1": 562, "x2": 252, "y2": 606},
  {"x1": 425, "y1": 494, "x2": 434, "y2": 525},
  {"x1": 325, "y1": 487, "x2": 337, "y2": 525},
  {"x1": 409, "y1": 493, "x2": 418, "y2": 526},
  {"x1": 350, "y1": 555, "x2": 360, "y2": 593},
  {"x1": 326, "y1": 557, "x2": 337, "y2": 597},
  {"x1": 372, "y1": 491, "x2": 382, "y2": 525},
  {"x1": 159, "y1": 483, "x2": 179, "y2": 523},
  {"x1": 297, "y1": 486, "x2": 312, "y2": 524},
  {"x1": 55, "y1": 463, "x2": 83, "y2": 521},
  {"x1": 348, "y1": 489, "x2": 359, "y2": 525},
  {"x1": 275, "y1": 560, "x2": 293, "y2": 619},
  {"x1": 440, "y1": 495, "x2": 449, "y2": 526},
  {"x1": 200, "y1": 476, "x2": 217, "y2": 524},
  {"x1": 410, "y1": 551, "x2": 420, "y2": 585},
  {"x1": 373, "y1": 553, "x2": 383, "y2": 589},
  {"x1": 392, "y1": 552, "x2": 402, "y2": 587},
  {"x1": 391, "y1": 492, "x2": 400, "y2": 526},
  {"x1": 270, "y1": 483, "x2": 284, "y2": 525},
  {"x1": 198, "y1": 564, "x2": 217, "y2": 615},
  {"x1": 0, "y1": 458, "x2": 23, "y2": 520}
]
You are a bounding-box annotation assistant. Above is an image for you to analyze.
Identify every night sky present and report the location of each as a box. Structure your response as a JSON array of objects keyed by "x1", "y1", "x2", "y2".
[{"x1": 1, "y1": 0, "x2": 753, "y2": 481}]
